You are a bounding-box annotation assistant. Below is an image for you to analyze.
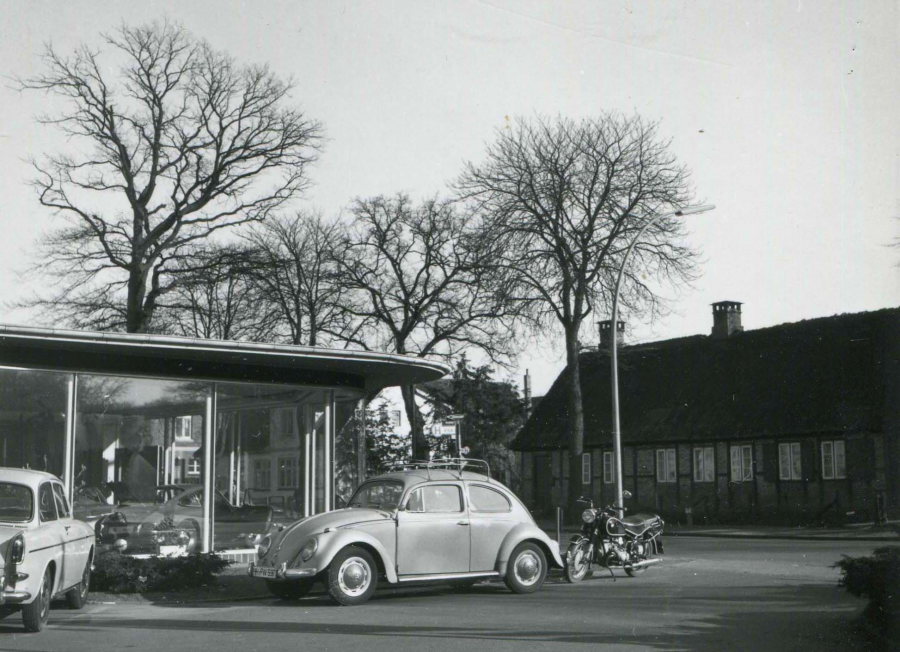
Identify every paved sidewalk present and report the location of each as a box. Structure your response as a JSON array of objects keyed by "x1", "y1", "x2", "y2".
[{"x1": 537, "y1": 520, "x2": 900, "y2": 543}]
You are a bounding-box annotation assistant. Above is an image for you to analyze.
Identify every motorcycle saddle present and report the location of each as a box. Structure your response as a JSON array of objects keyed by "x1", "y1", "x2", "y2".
[{"x1": 621, "y1": 513, "x2": 661, "y2": 534}]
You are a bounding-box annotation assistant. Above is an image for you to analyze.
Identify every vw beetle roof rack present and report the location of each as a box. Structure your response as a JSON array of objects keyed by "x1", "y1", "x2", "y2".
[{"x1": 387, "y1": 458, "x2": 491, "y2": 480}]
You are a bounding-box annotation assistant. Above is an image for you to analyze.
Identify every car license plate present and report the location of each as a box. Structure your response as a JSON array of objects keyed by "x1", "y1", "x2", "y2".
[{"x1": 252, "y1": 566, "x2": 277, "y2": 579}]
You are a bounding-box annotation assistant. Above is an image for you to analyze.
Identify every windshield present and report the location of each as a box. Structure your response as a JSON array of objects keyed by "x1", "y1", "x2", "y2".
[
  {"x1": 348, "y1": 481, "x2": 404, "y2": 510},
  {"x1": 0, "y1": 482, "x2": 34, "y2": 522}
]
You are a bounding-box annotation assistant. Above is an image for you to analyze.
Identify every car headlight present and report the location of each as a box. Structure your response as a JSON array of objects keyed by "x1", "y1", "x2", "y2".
[
  {"x1": 257, "y1": 535, "x2": 272, "y2": 559},
  {"x1": 10, "y1": 533, "x2": 25, "y2": 564},
  {"x1": 299, "y1": 538, "x2": 318, "y2": 562},
  {"x1": 582, "y1": 509, "x2": 596, "y2": 524}
]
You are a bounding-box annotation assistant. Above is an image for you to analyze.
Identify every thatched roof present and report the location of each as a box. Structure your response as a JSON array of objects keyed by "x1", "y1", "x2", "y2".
[{"x1": 512, "y1": 307, "x2": 900, "y2": 451}]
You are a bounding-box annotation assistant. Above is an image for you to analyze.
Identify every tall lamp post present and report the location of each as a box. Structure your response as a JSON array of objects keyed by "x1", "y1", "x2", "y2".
[{"x1": 609, "y1": 204, "x2": 715, "y2": 518}]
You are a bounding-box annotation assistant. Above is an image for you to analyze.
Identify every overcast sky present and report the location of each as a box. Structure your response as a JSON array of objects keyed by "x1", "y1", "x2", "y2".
[{"x1": 0, "y1": 0, "x2": 896, "y2": 395}]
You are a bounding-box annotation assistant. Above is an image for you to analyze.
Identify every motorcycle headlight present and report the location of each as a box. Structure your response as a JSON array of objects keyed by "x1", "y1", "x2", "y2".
[
  {"x1": 582, "y1": 509, "x2": 596, "y2": 524},
  {"x1": 299, "y1": 538, "x2": 318, "y2": 562},
  {"x1": 257, "y1": 535, "x2": 272, "y2": 559}
]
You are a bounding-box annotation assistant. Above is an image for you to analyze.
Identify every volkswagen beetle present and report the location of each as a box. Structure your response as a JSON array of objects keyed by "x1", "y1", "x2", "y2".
[
  {"x1": 249, "y1": 460, "x2": 563, "y2": 605},
  {"x1": 0, "y1": 469, "x2": 95, "y2": 632}
]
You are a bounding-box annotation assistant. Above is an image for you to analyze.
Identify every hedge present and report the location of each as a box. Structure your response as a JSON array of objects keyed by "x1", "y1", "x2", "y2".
[
  {"x1": 835, "y1": 546, "x2": 900, "y2": 649},
  {"x1": 92, "y1": 549, "x2": 232, "y2": 594}
]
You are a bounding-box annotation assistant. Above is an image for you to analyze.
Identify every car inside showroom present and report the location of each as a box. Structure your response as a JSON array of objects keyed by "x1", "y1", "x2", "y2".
[{"x1": 0, "y1": 325, "x2": 448, "y2": 558}]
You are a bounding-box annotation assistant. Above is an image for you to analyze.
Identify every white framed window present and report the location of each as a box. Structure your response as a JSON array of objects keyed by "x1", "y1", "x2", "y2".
[
  {"x1": 254, "y1": 459, "x2": 271, "y2": 489},
  {"x1": 603, "y1": 451, "x2": 615, "y2": 484},
  {"x1": 656, "y1": 449, "x2": 677, "y2": 483},
  {"x1": 274, "y1": 408, "x2": 296, "y2": 440},
  {"x1": 581, "y1": 453, "x2": 591, "y2": 484},
  {"x1": 187, "y1": 459, "x2": 200, "y2": 476},
  {"x1": 779, "y1": 442, "x2": 802, "y2": 481},
  {"x1": 278, "y1": 457, "x2": 298, "y2": 489},
  {"x1": 821, "y1": 441, "x2": 846, "y2": 479},
  {"x1": 730, "y1": 445, "x2": 753, "y2": 482},
  {"x1": 174, "y1": 416, "x2": 193, "y2": 441},
  {"x1": 693, "y1": 447, "x2": 715, "y2": 482},
  {"x1": 389, "y1": 410, "x2": 402, "y2": 429}
]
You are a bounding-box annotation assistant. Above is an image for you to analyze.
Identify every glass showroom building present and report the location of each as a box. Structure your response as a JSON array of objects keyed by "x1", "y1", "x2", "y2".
[{"x1": 0, "y1": 325, "x2": 448, "y2": 556}]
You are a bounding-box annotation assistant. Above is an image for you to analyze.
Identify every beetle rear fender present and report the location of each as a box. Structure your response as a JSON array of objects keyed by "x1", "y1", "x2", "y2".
[
  {"x1": 496, "y1": 524, "x2": 565, "y2": 576},
  {"x1": 309, "y1": 529, "x2": 397, "y2": 584}
]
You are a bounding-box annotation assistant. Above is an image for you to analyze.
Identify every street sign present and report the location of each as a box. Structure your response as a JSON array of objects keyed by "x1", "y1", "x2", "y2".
[{"x1": 434, "y1": 422, "x2": 457, "y2": 437}]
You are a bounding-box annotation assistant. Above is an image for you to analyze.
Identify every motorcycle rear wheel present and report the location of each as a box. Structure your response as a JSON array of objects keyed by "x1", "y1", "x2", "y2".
[
  {"x1": 564, "y1": 540, "x2": 591, "y2": 583},
  {"x1": 625, "y1": 542, "x2": 655, "y2": 577}
]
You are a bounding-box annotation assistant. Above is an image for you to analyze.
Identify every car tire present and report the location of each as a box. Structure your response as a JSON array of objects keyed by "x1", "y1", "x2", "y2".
[
  {"x1": 326, "y1": 546, "x2": 378, "y2": 606},
  {"x1": 266, "y1": 578, "x2": 315, "y2": 600},
  {"x1": 22, "y1": 567, "x2": 52, "y2": 632},
  {"x1": 66, "y1": 556, "x2": 92, "y2": 609},
  {"x1": 504, "y1": 542, "x2": 547, "y2": 595}
]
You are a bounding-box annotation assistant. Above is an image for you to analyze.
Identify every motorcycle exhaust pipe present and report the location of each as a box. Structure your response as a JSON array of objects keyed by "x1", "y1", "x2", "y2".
[{"x1": 628, "y1": 558, "x2": 662, "y2": 570}]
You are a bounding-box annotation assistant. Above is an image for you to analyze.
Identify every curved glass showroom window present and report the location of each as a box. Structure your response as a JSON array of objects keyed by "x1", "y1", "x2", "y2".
[{"x1": 0, "y1": 367, "x2": 359, "y2": 555}]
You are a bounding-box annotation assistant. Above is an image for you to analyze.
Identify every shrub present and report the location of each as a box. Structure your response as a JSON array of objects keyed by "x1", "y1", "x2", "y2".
[
  {"x1": 92, "y1": 549, "x2": 232, "y2": 594},
  {"x1": 835, "y1": 546, "x2": 900, "y2": 648}
]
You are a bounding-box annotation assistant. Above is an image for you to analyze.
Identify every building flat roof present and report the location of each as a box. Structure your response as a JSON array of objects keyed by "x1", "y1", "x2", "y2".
[{"x1": 0, "y1": 324, "x2": 450, "y2": 394}]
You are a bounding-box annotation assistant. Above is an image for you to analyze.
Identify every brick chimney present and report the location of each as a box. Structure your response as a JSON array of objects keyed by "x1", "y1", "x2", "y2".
[
  {"x1": 598, "y1": 320, "x2": 625, "y2": 349},
  {"x1": 711, "y1": 301, "x2": 743, "y2": 339}
]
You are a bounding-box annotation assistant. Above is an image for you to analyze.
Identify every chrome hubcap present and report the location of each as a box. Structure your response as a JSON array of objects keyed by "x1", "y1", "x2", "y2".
[
  {"x1": 40, "y1": 574, "x2": 50, "y2": 619},
  {"x1": 337, "y1": 557, "x2": 370, "y2": 597},
  {"x1": 81, "y1": 565, "x2": 90, "y2": 597},
  {"x1": 515, "y1": 551, "x2": 541, "y2": 586}
]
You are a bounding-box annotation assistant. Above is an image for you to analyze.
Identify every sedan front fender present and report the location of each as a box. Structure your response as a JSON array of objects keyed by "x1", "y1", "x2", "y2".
[
  {"x1": 297, "y1": 528, "x2": 398, "y2": 584},
  {"x1": 496, "y1": 523, "x2": 564, "y2": 576}
]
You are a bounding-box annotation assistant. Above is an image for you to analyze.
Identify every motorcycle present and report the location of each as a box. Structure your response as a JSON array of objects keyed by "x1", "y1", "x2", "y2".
[{"x1": 564, "y1": 490, "x2": 665, "y2": 582}]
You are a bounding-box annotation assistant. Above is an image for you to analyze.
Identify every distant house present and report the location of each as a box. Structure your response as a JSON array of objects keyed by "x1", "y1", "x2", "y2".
[{"x1": 511, "y1": 303, "x2": 900, "y2": 525}]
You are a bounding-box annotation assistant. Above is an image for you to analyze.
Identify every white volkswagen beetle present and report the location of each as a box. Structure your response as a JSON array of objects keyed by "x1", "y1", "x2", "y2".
[
  {"x1": 250, "y1": 460, "x2": 564, "y2": 605},
  {"x1": 0, "y1": 469, "x2": 95, "y2": 632}
]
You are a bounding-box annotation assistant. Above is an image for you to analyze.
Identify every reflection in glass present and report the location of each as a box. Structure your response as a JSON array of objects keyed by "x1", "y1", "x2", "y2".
[
  {"x1": 0, "y1": 368, "x2": 69, "y2": 479},
  {"x1": 214, "y1": 383, "x2": 331, "y2": 551},
  {"x1": 73, "y1": 375, "x2": 210, "y2": 554}
]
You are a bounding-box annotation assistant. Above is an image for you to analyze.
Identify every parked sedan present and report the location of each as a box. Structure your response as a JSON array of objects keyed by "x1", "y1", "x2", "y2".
[
  {"x1": 0, "y1": 468, "x2": 95, "y2": 632},
  {"x1": 104, "y1": 485, "x2": 274, "y2": 553},
  {"x1": 250, "y1": 461, "x2": 564, "y2": 605}
]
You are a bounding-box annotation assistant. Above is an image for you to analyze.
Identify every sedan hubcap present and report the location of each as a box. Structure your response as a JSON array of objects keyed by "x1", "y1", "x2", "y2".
[
  {"x1": 81, "y1": 565, "x2": 91, "y2": 598},
  {"x1": 338, "y1": 557, "x2": 370, "y2": 596},
  {"x1": 515, "y1": 551, "x2": 541, "y2": 586},
  {"x1": 40, "y1": 574, "x2": 50, "y2": 619}
]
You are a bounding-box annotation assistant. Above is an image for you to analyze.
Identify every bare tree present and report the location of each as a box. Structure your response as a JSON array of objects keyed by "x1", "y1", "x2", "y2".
[
  {"x1": 16, "y1": 21, "x2": 323, "y2": 332},
  {"x1": 154, "y1": 245, "x2": 268, "y2": 341},
  {"x1": 457, "y1": 114, "x2": 699, "y2": 510},
  {"x1": 335, "y1": 193, "x2": 519, "y2": 459},
  {"x1": 243, "y1": 211, "x2": 354, "y2": 347}
]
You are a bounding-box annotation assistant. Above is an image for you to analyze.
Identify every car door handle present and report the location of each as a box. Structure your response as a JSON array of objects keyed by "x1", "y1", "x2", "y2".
[{"x1": 456, "y1": 520, "x2": 469, "y2": 526}]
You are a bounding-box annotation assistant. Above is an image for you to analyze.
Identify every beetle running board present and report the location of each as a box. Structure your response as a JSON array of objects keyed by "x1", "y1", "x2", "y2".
[{"x1": 397, "y1": 571, "x2": 500, "y2": 583}]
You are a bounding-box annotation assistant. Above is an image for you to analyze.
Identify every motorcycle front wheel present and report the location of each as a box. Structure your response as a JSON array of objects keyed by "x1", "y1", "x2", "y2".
[{"x1": 564, "y1": 539, "x2": 592, "y2": 583}]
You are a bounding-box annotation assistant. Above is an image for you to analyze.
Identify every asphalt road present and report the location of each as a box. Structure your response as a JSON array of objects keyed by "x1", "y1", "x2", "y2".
[{"x1": 0, "y1": 537, "x2": 883, "y2": 652}]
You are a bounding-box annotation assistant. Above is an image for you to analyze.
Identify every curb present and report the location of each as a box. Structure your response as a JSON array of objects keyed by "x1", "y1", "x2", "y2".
[
  {"x1": 664, "y1": 531, "x2": 899, "y2": 543},
  {"x1": 544, "y1": 526, "x2": 898, "y2": 544},
  {"x1": 88, "y1": 593, "x2": 272, "y2": 605}
]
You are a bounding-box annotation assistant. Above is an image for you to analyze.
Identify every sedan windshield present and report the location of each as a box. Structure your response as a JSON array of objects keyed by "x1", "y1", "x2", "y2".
[
  {"x1": 348, "y1": 481, "x2": 404, "y2": 510},
  {"x1": 0, "y1": 483, "x2": 34, "y2": 522}
]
